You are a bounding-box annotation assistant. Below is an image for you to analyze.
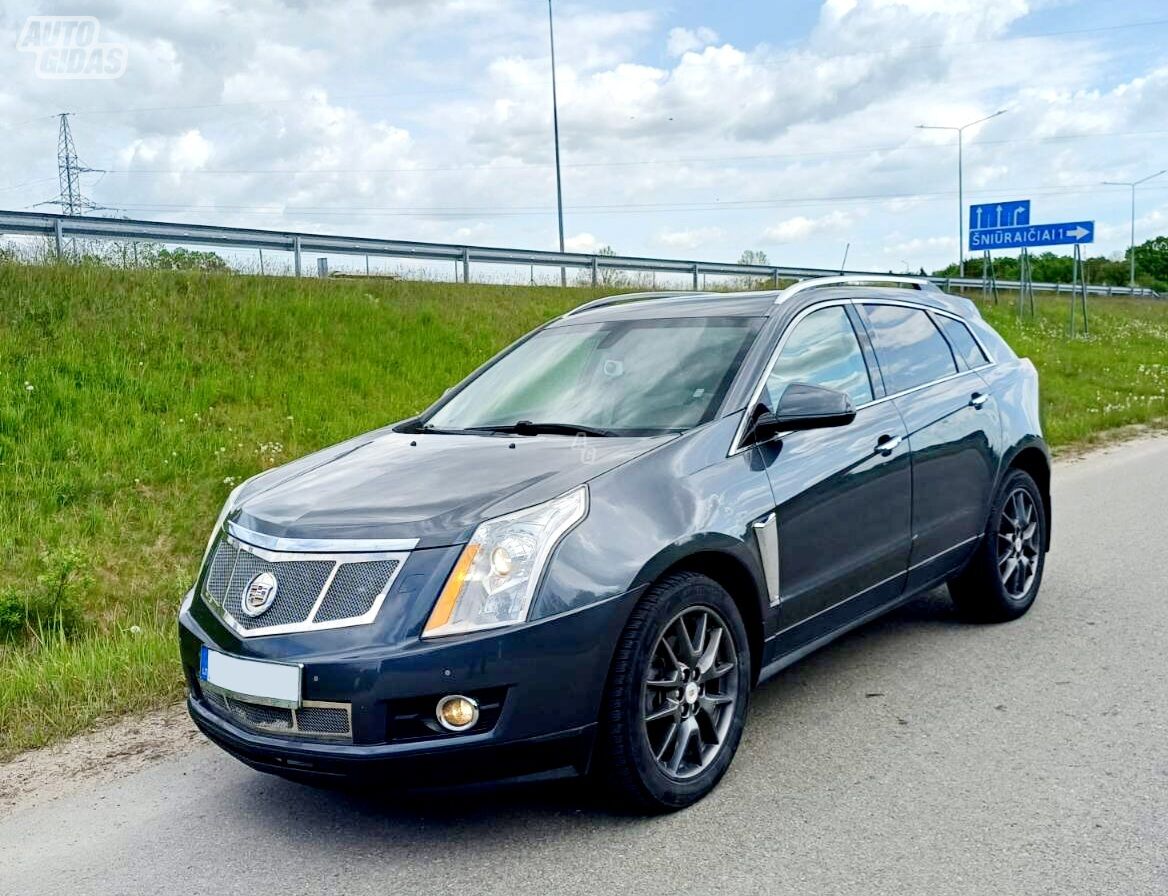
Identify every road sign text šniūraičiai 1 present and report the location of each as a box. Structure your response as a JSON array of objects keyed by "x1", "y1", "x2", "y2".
[{"x1": 969, "y1": 221, "x2": 1094, "y2": 251}]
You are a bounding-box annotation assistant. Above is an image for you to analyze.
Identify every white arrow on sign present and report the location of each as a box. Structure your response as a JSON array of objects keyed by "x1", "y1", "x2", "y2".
[{"x1": 1066, "y1": 225, "x2": 1090, "y2": 240}]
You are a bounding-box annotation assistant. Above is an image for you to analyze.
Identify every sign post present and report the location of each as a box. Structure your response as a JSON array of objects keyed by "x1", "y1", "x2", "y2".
[
  {"x1": 1070, "y1": 245, "x2": 1089, "y2": 336},
  {"x1": 1018, "y1": 248, "x2": 1035, "y2": 316},
  {"x1": 981, "y1": 250, "x2": 999, "y2": 304}
]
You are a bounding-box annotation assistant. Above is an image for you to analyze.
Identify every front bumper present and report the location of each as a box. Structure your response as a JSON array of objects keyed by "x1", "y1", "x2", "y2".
[{"x1": 179, "y1": 584, "x2": 643, "y2": 785}]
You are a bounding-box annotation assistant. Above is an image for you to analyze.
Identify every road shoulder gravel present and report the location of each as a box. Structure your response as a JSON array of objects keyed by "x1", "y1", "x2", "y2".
[{"x1": 0, "y1": 703, "x2": 198, "y2": 817}]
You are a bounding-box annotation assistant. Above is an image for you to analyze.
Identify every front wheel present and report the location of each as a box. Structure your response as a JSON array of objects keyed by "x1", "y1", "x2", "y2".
[
  {"x1": 594, "y1": 572, "x2": 751, "y2": 813},
  {"x1": 948, "y1": 468, "x2": 1047, "y2": 622}
]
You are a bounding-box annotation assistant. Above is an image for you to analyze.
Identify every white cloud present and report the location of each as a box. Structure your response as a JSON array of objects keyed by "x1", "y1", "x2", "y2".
[
  {"x1": 565, "y1": 232, "x2": 604, "y2": 253},
  {"x1": 666, "y1": 26, "x2": 719, "y2": 57},
  {"x1": 656, "y1": 226, "x2": 724, "y2": 250},
  {"x1": 764, "y1": 211, "x2": 856, "y2": 243}
]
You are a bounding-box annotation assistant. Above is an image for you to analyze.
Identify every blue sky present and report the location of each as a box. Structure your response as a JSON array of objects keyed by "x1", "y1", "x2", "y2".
[{"x1": 3, "y1": 0, "x2": 1168, "y2": 277}]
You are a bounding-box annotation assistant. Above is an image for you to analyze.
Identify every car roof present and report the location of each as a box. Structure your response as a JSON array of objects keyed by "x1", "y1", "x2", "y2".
[
  {"x1": 552, "y1": 290, "x2": 779, "y2": 324},
  {"x1": 553, "y1": 278, "x2": 981, "y2": 326}
]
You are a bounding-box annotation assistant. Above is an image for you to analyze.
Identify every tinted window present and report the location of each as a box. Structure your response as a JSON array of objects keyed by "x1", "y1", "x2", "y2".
[
  {"x1": 426, "y1": 317, "x2": 760, "y2": 434},
  {"x1": 937, "y1": 315, "x2": 989, "y2": 369},
  {"x1": 765, "y1": 306, "x2": 873, "y2": 407},
  {"x1": 860, "y1": 304, "x2": 957, "y2": 394}
]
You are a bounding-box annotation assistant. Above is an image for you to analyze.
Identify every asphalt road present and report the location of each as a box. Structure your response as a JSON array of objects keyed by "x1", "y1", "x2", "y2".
[{"x1": 3, "y1": 437, "x2": 1167, "y2": 896}]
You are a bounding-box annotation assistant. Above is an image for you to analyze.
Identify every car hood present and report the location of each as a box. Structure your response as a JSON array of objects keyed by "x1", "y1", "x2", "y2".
[{"x1": 232, "y1": 428, "x2": 674, "y2": 547}]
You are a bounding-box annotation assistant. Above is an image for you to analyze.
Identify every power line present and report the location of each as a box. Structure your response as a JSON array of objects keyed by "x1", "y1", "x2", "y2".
[
  {"x1": 106, "y1": 180, "x2": 1168, "y2": 219},
  {"x1": 59, "y1": 87, "x2": 474, "y2": 118},
  {"x1": 66, "y1": 127, "x2": 1168, "y2": 180}
]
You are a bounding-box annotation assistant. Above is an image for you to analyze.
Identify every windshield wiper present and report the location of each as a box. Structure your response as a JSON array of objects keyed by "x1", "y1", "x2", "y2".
[{"x1": 465, "y1": 420, "x2": 617, "y2": 437}]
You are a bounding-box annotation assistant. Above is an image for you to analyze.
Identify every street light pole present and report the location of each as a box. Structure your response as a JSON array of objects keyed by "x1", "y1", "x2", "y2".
[
  {"x1": 917, "y1": 110, "x2": 1007, "y2": 277},
  {"x1": 547, "y1": 0, "x2": 567, "y2": 286},
  {"x1": 1103, "y1": 169, "x2": 1166, "y2": 290}
]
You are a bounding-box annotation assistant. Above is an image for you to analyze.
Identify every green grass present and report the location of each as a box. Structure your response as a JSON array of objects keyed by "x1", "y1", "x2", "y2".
[
  {"x1": 1, "y1": 264, "x2": 1166, "y2": 758},
  {"x1": 974, "y1": 294, "x2": 1168, "y2": 446}
]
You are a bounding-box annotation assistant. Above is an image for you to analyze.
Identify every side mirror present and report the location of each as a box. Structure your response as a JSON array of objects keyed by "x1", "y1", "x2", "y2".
[
  {"x1": 773, "y1": 383, "x2": 857, "y2": 431},
  {"x1": 746, "y1": 407, "x2": 783, "y2": 445}
]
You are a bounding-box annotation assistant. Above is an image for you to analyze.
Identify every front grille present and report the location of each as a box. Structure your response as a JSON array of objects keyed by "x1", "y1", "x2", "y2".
[
  {"x1": 314, "y1": 560, "x2": 399, "y2": 622},
  {"x1": 203, "y1": 688, "x2": 353, "y2": 741},
  {"x1": 222, "y1": 549, "x2": 333, "y2": 631},
  {"x1": 200, "y1": 534, "x2": 406, "y2": 636}
]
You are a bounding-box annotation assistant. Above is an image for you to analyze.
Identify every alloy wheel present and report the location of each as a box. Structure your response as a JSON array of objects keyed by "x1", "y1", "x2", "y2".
[
  {"x1": 642, "y1": 606, "x2": 739, "y2": 780},
  {"x1": 997, "y1": 487, "x2": 1040, "y2": 599}
]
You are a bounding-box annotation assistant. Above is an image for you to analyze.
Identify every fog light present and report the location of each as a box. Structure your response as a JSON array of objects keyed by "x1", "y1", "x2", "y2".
[{"x1": 436, "y1": 694, "x2": 479, "y2": 732}]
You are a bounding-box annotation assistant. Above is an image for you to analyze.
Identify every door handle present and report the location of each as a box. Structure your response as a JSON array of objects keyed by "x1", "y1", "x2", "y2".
[
  {"x1": 875, "y1": 434, "x2": 903, "y2": 455},
  {"x1": 970, "y1": 392, "x2": 989, "y2": 409}
]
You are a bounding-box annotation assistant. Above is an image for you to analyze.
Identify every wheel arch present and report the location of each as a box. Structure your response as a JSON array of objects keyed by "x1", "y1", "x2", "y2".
[
  {"x1": 1002, "y1": 440, "x2": 1052, "y2": 550},
  {"x1": 631, "y1": 537, "x2": 769, "y2": 685}
]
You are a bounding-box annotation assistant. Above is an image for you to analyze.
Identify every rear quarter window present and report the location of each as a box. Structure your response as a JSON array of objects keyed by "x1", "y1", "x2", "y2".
[
  {"x1": 936, "y1": 315, "x2": 989, "y2": 369},
  {"x1": 965, "y1": 315, "x2": 1014, "y2": 362}
]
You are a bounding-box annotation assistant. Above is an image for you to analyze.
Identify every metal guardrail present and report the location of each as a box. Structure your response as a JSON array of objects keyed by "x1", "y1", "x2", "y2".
[{"x1": 0, "y1": 209, "x2": 1159, "y2": 297}]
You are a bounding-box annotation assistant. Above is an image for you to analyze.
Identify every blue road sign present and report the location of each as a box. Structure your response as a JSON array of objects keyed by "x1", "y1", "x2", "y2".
[
  {"x1": 969, "y1": 220, "x2": 1094, "y2": 251},
  {"x1": 970, "y1": 200, "x2": 1030, "y2": 231}
]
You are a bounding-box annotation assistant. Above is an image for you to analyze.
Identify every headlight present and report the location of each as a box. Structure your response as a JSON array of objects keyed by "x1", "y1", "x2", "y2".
[{"x1": 423, "y1": 486, "x2": 588, "y2": 638}]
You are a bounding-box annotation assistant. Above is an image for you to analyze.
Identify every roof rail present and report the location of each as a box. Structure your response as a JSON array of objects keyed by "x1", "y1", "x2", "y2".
[
  {"x1": 565, "y1": 290, "x2": 695, "y2": 317},
  {"x1": 775, "y1": 275, "x2": 941, "y2": 304}
]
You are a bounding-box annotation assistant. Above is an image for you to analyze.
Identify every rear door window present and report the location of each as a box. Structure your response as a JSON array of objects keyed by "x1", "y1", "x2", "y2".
[
  {"x1": 859, "y1": 304, "x2": 957, "y2": 395},
  {"x1": 936, "y1": 315, "x2": 990, "y2": 369}
]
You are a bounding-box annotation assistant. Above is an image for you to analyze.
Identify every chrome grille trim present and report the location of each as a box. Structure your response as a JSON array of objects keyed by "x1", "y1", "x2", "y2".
[
  {"x1": 226, "y1": 520, "x2": 418, "y2": 554},
  {"x1": 200, "y1": 529, "x2": 409, "y2": 638}
]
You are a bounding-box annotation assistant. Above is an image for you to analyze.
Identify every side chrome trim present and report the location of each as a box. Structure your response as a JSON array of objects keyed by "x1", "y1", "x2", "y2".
[
  {"x1": 226, "y1": 520, "x2": 419, "y2": 554},
  {"x1": 728, "y1": 296, "x2": 998, "y2": 457},
  {"x1": 752, "y1": 513, "x2": 781, "y2": 606},
  {"x1": 767, "y1": 567, "x2": 907, "y2": 640},
  {"x1": 908, "y1": 534, "x2": 981, "y2": 572}
]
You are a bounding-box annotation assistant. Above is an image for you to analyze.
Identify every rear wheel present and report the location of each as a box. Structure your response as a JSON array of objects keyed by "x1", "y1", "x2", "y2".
[
  {"x1": 594, "y1": 572, "x2": 751, "y2": 813},
  {"x1": 949, "y1": 468, "x2": 1047, "y2": 622}
]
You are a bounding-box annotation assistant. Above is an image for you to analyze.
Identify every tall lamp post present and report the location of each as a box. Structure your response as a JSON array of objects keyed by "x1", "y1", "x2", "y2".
[
  {"x1": 917, "y1": 110, "x2": 1007, "y2": 277},
  {"x1": 1103, "y1": 169, "x2": 1166, "y2": 290},
  {"x1": 547, "y1": 0, "x2": 567, "y2": 286}
]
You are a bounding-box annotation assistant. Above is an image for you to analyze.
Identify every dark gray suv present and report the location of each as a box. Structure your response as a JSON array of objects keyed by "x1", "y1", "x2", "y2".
[{"x1": 180, "y1": 276, "x2": 1050, "y2": 812}]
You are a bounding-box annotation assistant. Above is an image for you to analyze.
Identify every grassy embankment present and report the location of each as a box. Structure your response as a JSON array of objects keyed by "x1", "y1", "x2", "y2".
[{"x1": 1, "y1": 264, "x2": 1166, "y2": 758}]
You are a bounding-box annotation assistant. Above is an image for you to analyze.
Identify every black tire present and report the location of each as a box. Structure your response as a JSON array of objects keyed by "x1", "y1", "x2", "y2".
[
  {"x1": 948, "y1": 468, "x2": 1047, "y2": 622},
  {"x1": 593, "y1": 572, "x2": 751, "y2": 813}
]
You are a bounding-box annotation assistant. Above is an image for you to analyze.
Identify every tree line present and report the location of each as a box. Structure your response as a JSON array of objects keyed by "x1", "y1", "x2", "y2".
[{"x1": 931, "y1": 236, "x2": 1168, "y2": 290}]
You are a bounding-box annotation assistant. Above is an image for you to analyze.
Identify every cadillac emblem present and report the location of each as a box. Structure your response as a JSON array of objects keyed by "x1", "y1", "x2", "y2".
[{"x1": 240, "y1": 571, "x2": 279, "y2": 617}]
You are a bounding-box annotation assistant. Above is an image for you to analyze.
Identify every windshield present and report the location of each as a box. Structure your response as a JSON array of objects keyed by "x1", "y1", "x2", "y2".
[{"x1": 424, "y1": 316, "x2": 762, "y2": 435}]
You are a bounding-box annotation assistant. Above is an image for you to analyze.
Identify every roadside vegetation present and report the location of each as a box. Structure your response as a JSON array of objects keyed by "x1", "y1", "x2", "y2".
[
  {"x1": 932, "y1": 236, "x2": 1168, "y2": 292},
  {"x1": 1, "y1": 261, "x2": 1166, "y2": 758}
]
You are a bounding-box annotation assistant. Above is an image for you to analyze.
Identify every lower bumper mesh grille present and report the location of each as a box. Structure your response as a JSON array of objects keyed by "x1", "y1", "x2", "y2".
[{"x1": 203, "y1": 689, "x2": 353, "y2": 742}]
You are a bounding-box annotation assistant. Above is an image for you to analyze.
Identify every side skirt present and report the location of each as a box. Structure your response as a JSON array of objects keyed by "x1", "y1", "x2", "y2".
[{"x1": 756, "y1": 570, "x2": 956, "y2": 686}]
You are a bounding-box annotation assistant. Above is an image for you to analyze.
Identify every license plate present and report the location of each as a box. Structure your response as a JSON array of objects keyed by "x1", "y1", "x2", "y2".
[{"x1": 199, "y1": 646, "x2": 301, "y2": 709}]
